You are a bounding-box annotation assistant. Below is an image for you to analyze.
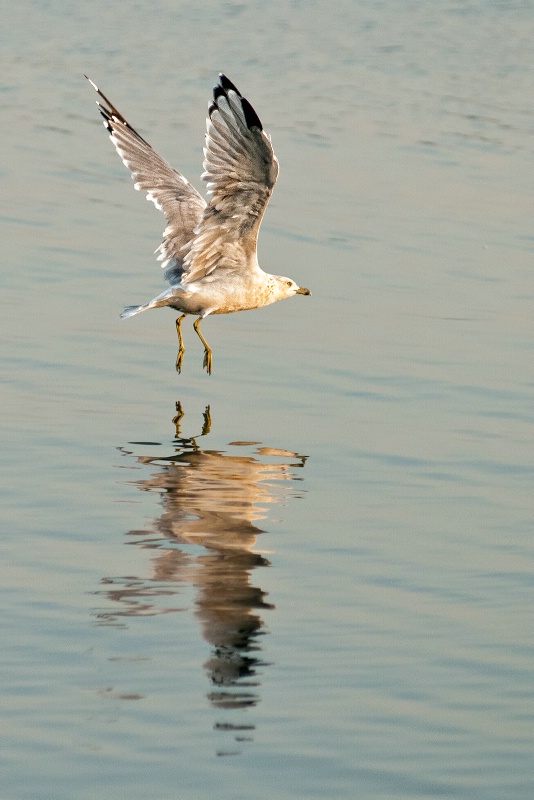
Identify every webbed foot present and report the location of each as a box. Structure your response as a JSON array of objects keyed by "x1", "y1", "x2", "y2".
[{"x1": 203, "y1": 348, "x2": 213, "y2": 375}]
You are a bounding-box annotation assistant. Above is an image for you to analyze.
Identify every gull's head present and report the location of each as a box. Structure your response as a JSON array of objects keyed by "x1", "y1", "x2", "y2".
[{"x1": 274, "y1": 276, "x2": 312, "y2": 300}]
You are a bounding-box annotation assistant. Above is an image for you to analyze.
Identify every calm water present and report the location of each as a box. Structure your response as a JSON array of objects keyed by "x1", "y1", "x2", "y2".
[{"x1": 2, "y1": 1, "x2": 533, "y2": 798}]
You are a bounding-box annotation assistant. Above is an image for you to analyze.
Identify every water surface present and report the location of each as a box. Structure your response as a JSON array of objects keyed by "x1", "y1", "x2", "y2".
[{"x1": 2, "y1": 2, "x2": 533, "y2": 798}]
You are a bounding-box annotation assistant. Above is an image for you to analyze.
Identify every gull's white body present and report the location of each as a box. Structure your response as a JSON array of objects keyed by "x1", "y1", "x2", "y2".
[
  {"x1": 87, "y1": 74, "x2": 310, "y2": 372},
  {"x1": 121, "y1": 261, "x2": 302, "y2": 320}
]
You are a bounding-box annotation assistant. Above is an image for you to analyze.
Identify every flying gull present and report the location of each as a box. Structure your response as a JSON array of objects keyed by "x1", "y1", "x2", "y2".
[{"x1": 86, "y1": 74, "x2": 311, "y2": 374}]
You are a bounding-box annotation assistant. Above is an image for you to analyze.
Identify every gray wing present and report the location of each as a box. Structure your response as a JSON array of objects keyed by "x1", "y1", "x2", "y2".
[
  {"x1": 181, "y1": 74, "x2": 279, "y2": 285},
  {"x1": 86, "y1": 76, "x2": 206, "y2": 285}
]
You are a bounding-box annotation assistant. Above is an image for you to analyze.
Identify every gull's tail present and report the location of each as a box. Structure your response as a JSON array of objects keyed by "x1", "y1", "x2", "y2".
[
  {"x1": 120, "y1": 286, "x2": 180, "y2": 319},
  {"x1": 120, "y1": 303, "x2": 148, "y2": 319}
]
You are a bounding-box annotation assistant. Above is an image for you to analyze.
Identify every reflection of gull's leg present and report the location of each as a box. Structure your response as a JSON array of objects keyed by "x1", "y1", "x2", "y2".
[
  {"x1": 175, "y1": 314, "x2": 187, "y2": 373},
  {"x1": 172, "y1": 400, "x2": 184, "y2": 438},
  {"x1": 193, "y1": 318, "x2": 213, "y2": 375},
  {"x1": 171, "y1": 401, "x2": 212, "y2": 444},
  {"x1": 201, "y1": 405, "x2": 212, "y2": 436}
]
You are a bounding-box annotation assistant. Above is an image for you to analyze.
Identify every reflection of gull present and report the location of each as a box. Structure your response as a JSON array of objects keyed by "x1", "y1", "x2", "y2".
[
  {"x1": 137, "y1": 406, "x2": 306, "y2": 700},
  {"x1": 96, "y1": 403, "x2": 307, "y2": 735},
  {"x1": 86, "y1": 74, "x2": 311, "y2": 374},
  {"x1": 140, "y1": 440, "x2": 298, "y2": 550}
]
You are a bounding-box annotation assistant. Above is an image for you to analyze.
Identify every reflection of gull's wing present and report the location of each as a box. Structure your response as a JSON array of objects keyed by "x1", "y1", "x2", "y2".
[
  {"x1": 86, "y1": 76, "x2": 206, "y2": 285},
  {"x1": 140, "y1": 451, "x2": 292, "y2": 550},
  {"x1": 181, "y1": 74, "x2": 279, "y2": 285}
]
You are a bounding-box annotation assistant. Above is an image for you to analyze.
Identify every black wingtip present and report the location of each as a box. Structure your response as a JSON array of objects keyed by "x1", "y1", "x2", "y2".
[
  {"x1": 212, "y1": 75, "x2": 263, "y2": 130},
  {"x1": 98, "y1": 109, "x2": 112, "y2": 133},
  {"x1": 241, "y1": 96, "x2": 263, "y2": 131},
  {"x1": 219, "y1": 74, "x2": 241, "y2": 95},
  {"x1": 212, "y1": 84, "x2": 225, "y2": 103}
]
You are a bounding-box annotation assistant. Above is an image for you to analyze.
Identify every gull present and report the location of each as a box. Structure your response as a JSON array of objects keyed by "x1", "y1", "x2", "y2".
[{"x1": 86, "y1": 73, "x2": 311, "y2": 374}]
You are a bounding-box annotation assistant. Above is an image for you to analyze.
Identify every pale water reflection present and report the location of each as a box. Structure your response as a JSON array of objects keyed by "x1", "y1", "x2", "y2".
[{"x1": 93, "y1": 402, "x2": 307, "y2": 752}]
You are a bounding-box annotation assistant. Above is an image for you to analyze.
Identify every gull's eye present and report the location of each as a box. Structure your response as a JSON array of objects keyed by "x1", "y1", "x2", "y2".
[{"x1": 286, "y1": 281, "x2": 292, "y2": 287}]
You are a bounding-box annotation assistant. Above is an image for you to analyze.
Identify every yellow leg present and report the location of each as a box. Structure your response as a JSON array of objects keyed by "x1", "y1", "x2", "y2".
[
  {"x1": 193, "y1": 317, "x2": 213, "y2": 375},
  {"x1": 175, "y1": 314, "x2": 187, "y2": 373}
]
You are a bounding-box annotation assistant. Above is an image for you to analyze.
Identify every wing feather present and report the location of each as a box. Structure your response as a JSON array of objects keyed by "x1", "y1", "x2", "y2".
[
  {"x1": 181, "y1": 74, "x2": 279, "y2": 285},
  {"x1": 86, "y1": 76, "x2": 206, "y2": 284}
]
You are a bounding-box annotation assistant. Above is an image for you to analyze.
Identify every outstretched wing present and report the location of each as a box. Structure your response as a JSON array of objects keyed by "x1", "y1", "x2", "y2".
[
  {"x1": 181, "y1": 74, "x2": 279, "y2": 285},
  {"x1": 86, "y1": 76, "x2": 206, "y2": 284}
]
